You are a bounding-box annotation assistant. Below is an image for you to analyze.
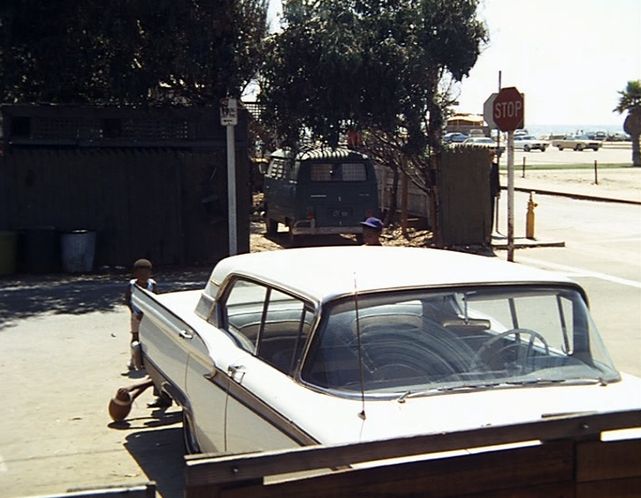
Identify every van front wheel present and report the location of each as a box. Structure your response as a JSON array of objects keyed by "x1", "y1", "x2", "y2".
[{"x1": 266, "y1": 218, "x2": 278, "y2": 236}]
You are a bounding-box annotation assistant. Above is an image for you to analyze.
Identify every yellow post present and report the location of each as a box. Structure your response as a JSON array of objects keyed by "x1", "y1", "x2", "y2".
[{"x1": 526, "y1": 191, "x2": 537, "y2": 239}]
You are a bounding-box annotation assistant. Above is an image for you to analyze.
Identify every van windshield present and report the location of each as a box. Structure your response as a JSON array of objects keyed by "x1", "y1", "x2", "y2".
[{"x1": 309, "y1": 163, "x2": 367, "y2": 182}]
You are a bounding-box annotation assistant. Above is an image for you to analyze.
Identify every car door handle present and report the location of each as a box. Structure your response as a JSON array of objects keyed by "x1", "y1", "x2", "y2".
[{"x1": 178, "y1": 329, "x2": 194, "y2": 340}]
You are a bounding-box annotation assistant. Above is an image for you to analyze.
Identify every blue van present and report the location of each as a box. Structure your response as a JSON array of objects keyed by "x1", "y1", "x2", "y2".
[{"x1": 264, "y1": 147, "x2": 379, "y2": 239}]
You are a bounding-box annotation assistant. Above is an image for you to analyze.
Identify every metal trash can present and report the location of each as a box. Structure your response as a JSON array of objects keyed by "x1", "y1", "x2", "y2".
[
  {"x1": 60, "y1": 230, "x2": 96, "y2": 273},
  {"x1": 0, "y1": 230, "x2": 18, "y2": 275}
]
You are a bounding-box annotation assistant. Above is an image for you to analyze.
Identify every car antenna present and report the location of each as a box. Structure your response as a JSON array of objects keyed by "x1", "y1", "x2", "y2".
[{"x1": 353, "y1": 272, "x2": 367, "y2": 420}]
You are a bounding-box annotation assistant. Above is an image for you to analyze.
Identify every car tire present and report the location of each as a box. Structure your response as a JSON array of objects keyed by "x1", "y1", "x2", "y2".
[
  {"x1": 558, "y1": 146, "x2": 563, "y2": 151},
  {"x1": 541, "y1": 145, "x2": 547, "y2": 152},
  {"x1": 575, "y1": 144, "x2": 584, "y2": 151},
  {"x1": 592, "y1": 147, "x2": 599, "y2": 151},
  {"x1": 266, "y1": 218, "x2": 278, "y2": 236},
  {"x1": 182, "y1": 410, "x2": 201, "y2": 455},
  {"x1": 524, "y1": 145, "x2": 530, "y2": 152}
]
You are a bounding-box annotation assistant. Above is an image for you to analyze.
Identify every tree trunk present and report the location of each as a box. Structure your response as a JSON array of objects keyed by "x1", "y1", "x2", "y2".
[{"x1": 632, "y1": 134, "x2": 641, "y2": 167}]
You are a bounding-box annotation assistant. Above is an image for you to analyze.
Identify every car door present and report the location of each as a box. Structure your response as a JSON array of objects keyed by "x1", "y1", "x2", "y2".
[
  {"x1": 183, "y1": 330, "x2": 227, "y2": 454},
  {"x1": 219, "y1": 279, "x2": 316, "y2": 453}
]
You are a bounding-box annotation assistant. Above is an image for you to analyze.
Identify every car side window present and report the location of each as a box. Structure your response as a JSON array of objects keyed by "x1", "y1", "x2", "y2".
[
  {"x1": 258, "y1": 289, "x2": 313, "y2": 375},
  {"x1": 222, "y1": 279, "x2": 313, "y2": 375},
  {"x1": 223, "y1": 280, "x2": 267, "y2": 352}
]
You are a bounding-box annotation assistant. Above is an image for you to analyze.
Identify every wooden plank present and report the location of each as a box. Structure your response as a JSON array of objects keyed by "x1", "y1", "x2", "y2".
[
  {"x1": 32, "y1": 482, "x2": 156, "y2": 498},
  {"x1": 215, "y1": 443, "x2": 573, "y2": 498},
  {"x1": 576, "y1": 439, "x2": 641, "y2": 482},
  {"x1": 577, "y1": 477, "x2": 641, "y2": 498},
  {"x1": 185, "y1": 410, "x2": 641, "y2": 488}
]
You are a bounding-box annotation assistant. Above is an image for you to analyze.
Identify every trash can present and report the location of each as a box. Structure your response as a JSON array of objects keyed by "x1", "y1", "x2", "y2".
[
  {"x1": 19, "y1": 226, "x2": 59, "y2": 273},
  {"x1": 60, "y1": 230, "x2": 96, "y2": 273},
  {"x1": 0, "y1": 230, "x2": 18, "y2": 275}
]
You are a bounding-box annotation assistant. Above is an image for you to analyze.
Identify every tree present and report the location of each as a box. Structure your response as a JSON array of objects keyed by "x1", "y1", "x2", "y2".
[
  {"x1": 0, "y1": 0, "x2": 268, "y2": 104},
  {"x1": 614, "y1": 80, "x2": 641, "y2": 167},
  {"x1": 259, "y1": 0, "x2": 486, "y2": 241}
]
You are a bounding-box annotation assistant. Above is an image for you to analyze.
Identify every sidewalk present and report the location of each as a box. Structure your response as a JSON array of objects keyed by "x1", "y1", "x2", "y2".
[{"x1": 492, "y1": 166, "x2": 641, "y2": 250}]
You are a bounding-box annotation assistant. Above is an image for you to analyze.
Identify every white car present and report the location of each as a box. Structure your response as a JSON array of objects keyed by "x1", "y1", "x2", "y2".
[
  {"x1": 461, "y1": 136, "x2": 505, "y2": 156},
  {"x1": 134, "y1": 247, "x2": 641, "y2": 455},
  {"x1": 513, "y1": 135, "x2": 550, "y2": 152}
]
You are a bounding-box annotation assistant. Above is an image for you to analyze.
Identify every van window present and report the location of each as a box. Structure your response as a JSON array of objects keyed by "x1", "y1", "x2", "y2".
[
  {"x1": 267, "y1": 159, "x2": 287, "y2": 180},
  {"x1": 310, "y1": 162, "x2": 367, "y2": 182}
]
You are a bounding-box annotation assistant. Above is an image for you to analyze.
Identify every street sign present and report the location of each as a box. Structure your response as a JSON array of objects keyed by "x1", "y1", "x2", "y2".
[
  {"x1": 483, "y1": 93, "x2": 498, "y2": 129},
  {"x1": 220, "y1": 97, "x2": 238, "y2": 126},
  {"x1": 493, "y1": 87, "x2": 524, "y2": 131}
]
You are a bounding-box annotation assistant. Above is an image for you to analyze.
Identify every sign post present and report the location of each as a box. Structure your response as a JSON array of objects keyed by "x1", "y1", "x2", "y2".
[
  {"x1": 220, "y1": 97, "x2": 238, "y2": 255},
  {"x1": 492, "y1": 87, "x2": 524, "y2": 262}
]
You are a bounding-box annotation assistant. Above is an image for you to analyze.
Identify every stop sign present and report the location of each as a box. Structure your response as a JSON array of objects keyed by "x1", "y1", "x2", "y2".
[{"x1": 493, "y1": 87, "x2": 524, "y2": 131}]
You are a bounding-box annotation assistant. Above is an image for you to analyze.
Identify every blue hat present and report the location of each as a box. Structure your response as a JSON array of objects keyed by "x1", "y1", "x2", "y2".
[{"x1": 360, "y1": 217, "x2": 384, "y2": 231}]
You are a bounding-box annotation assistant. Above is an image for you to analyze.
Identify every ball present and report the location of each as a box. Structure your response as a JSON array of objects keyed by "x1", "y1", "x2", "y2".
[{"x1": 108, "y1": 387, "x2": 133, "y2": 422}]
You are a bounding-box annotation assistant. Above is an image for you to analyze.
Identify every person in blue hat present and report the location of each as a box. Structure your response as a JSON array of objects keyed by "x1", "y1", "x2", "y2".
[{"x1": 360, "y1": 217, "x2": 384, "y2": 246}]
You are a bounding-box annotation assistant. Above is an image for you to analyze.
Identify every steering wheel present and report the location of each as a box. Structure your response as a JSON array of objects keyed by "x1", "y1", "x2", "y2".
[{"x1": 472, "y1": 328, "x2": 549, "y2": 372}]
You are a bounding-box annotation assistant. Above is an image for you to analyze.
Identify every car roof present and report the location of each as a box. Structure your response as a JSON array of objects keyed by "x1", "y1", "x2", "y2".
[{"x1": 209, "y1": 247, "x2": 576, "y2": 303}]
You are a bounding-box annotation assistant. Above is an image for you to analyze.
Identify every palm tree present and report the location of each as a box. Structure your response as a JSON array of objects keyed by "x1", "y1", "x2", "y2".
[{"x1": 614, "y1": 80, "x2": 641, "y2": 166}]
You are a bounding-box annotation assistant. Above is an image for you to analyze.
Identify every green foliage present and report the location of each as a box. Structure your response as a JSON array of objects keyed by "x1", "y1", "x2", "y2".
[
  {"x1": 614, "y1": 80, "x2": 641, "y2": 114},
  {"x1": 0, "y1": 0, "x2": 268, "y2": 104},
  {"x1": 259, "y1": 0, "x2": 487, "y2": 152}
]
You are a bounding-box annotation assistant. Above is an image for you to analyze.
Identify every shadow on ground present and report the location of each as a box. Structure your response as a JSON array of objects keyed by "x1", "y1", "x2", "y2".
[
  {"x1": 124, "y1": 424, "x2": 185, "y2": 498},
  {"x1": 0, "y1": 267, "x2": 211, "y2": 329}
]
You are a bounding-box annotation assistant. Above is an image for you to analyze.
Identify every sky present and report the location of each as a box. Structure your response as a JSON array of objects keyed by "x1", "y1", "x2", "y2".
[{"x1": 267, "y1": 0, "x2": 641, "y2": 128}]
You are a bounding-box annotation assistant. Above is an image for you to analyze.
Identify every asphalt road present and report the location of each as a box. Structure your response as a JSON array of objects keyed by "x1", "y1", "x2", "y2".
[{"x1": 495, "y1": 191, "x2": 641, "y2": 377}]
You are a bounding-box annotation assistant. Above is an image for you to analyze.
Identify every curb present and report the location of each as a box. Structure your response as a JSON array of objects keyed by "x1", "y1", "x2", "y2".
[
  {"x1": 509, "y1": 186, "x2": 641, "y2": 206},
  {"x1": 491, "y1": 234, "x2": 565, "y2": 250}
]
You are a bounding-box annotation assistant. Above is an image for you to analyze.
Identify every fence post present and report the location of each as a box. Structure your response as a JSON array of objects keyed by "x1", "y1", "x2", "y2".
[
  {"x1": 594, "y1": 160, "x2": 598, "y2": 185},
  {"x1": 521, "y1": 156, "x2": 526, "y2": 178}
]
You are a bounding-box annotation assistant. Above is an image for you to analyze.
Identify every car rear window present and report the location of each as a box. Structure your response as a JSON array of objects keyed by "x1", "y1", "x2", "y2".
[{"x1": 309, "y1": 163, "x2": 367, "y2": 182}]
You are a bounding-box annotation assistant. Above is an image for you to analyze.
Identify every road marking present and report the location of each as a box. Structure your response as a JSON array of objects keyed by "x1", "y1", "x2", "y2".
[{"x1": 517, "y1": 256, "x2": 641, "y2": 289}]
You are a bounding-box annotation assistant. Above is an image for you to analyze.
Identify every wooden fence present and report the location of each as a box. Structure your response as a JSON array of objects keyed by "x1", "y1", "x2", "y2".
[
  {"x1": 0, "y1": 105, "x2": 250, "y2": 269},
  {"x1": 184, "y1": 410, "x2": 641, "y2": 498}
]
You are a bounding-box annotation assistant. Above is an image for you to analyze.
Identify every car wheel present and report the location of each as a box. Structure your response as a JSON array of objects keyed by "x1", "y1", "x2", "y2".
[
  {"x1": 575, "y1": 144, "x2": 584, "y2": 151},
  {"x1": 266, "y1": 218, "x2": 278, "y2": 236},
  {"x1": 541, "y1": 145, "x2": 547, "y2": 152},
  {"x1": 592, "y1": 147, "x2": 599, "y2": 151},
  {"x1": 558, "y1": 146, "x2": 563, "y2": 151},
  {"x1": 524, "y1": 145, "x2": 530, "y2": 152},
  {"x1": 182, "y1": 410, "x2": 201, "y2": 454}
]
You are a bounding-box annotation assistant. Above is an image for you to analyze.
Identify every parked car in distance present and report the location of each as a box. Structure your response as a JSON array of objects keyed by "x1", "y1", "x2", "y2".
[
  {"x1": 513, "y1": 135, "x2": 550, "y2": 152},
  {"x1": 462, "y1": 136, "x2": 505, "y2": 156},
  {"x1": 444, "y1": 132, "x2": 468, "y2": 144},
  {"x1": 134, "y1": 246, "x2": 641, "y2": 457},
  {"x1": 551, "y1": 135, "x2": 602, "y2": 151}
]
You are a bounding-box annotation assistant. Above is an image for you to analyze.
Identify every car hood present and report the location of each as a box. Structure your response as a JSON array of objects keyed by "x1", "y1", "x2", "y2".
[{"x1": 285, "y1": 374, "x2": 641, "y2": 445}]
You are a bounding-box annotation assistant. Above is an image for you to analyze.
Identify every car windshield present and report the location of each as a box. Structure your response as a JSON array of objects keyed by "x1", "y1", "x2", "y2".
[{"x1": 301, "y1": 286, "x2": 620, "y2": 398}]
